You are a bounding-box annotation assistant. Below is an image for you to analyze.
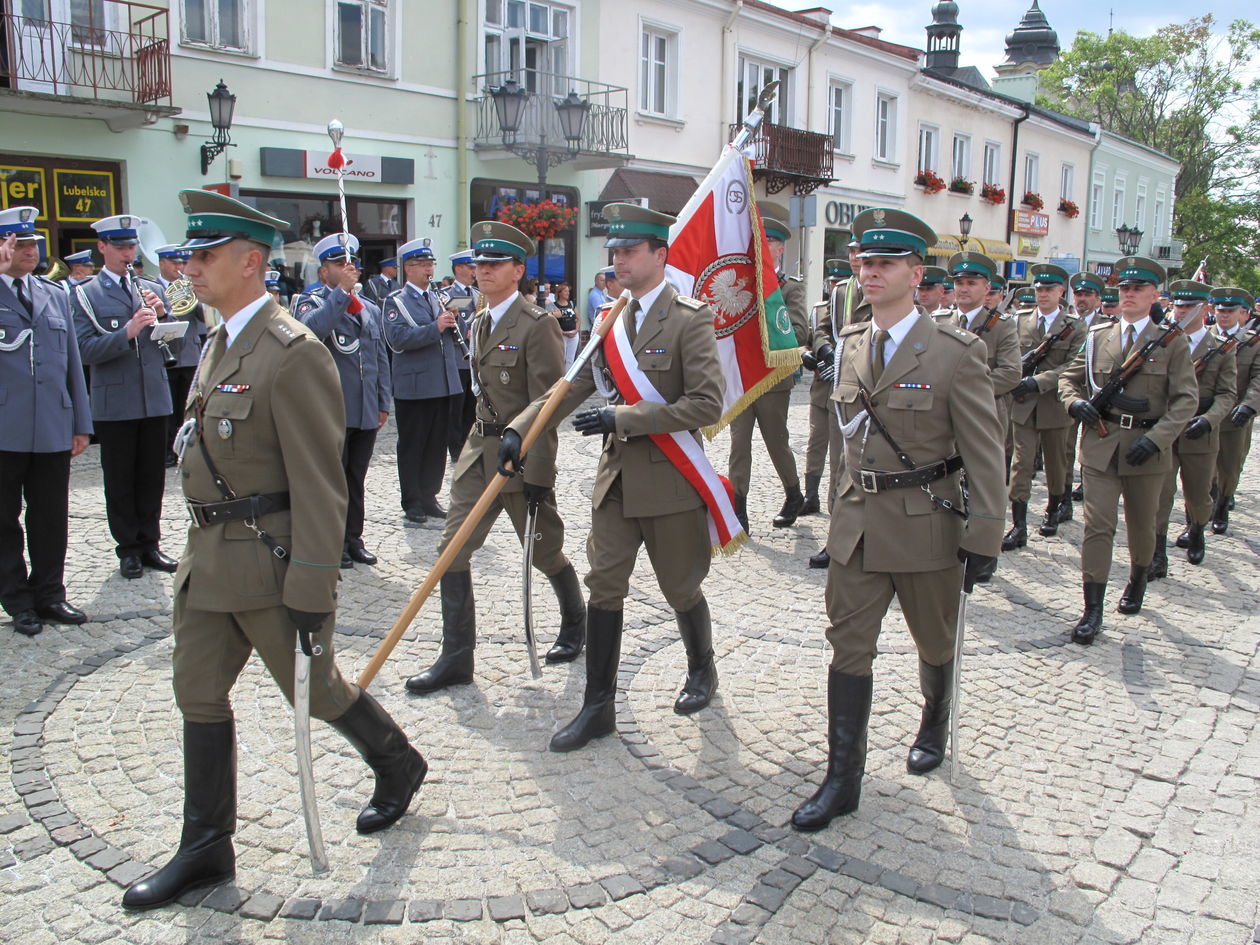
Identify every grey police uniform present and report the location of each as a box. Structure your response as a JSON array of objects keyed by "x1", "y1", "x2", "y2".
[{"x1": 444, "y1": 280, "x2": 479, "y2": 461}]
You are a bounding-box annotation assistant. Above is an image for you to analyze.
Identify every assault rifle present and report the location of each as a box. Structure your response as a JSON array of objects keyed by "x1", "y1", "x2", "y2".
[{"x1": 1021, "y1": 321, "x2": 1076, "y2": 377}]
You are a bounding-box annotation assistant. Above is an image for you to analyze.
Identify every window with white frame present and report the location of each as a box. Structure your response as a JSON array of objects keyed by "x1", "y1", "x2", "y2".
[
  {"x1": 183, "y1": 0, "x2": 248, "y2": 51},
  {"x1": 1060, "y1": 163, "x2": 1074, "y2": 201},
  {"x1": 1023, "y1": 152, "x2": 1039, "y2": 195},
  {"x1": 829, "y1": 80, "x2": 851, "y2": 152},
  {"x1": 1090, "y1": 171, "x2": 1105, "y2": 228},
  {"x1": 1153, "y1": 192, "x2": 1166, "y2": 240},
  {"x1": 736, "y1": 54, "x2": 790, "y2": 126},
  {"x1": 1135, "y1": 182, "x2": 1147, "y2": 231},
  {"x1": 484, "y1": 0, "x2": 573, "y2": 92},
  {"x1": 917, "y1": 123, "x2": 939, "y2": 174},
  {"x1": 875, "y1": 92, "x2": 897, "y2": 162},
  {"x1": 336, "y1": 0, "x2": 389, "y2": 73},
  {"x1": 1112, "y1": 178, "x2": 1126, "y2": 230},
  {"x1": 639, "y1": 24, "x2": 677, "y2": 117},
  {"x1": 951, "y1": 133, "x2": 970, "y2": 182},
  {"x1": 983, "y1": 141, "x2": 1001, "y2": 186}
]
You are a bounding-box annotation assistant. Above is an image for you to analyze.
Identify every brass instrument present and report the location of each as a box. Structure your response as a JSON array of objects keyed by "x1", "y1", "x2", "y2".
[
  {"x1": 164, "y1": 277, "x2": 199, "y2": 316},
  {"x1": 39, "y1": 255, "x2": 70, "y2": 282},
  {"x1": 437, "y1": 288, "x2": 472, "y2": 358}
]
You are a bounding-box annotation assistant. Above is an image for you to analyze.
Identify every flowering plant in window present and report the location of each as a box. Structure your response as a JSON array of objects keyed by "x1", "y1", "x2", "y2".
[
  {"x1": 1058, "y1": 198, "x2": 1080, "y2": 219},
  {"x1": 980, "y1": 183, "x2": 1005, "y2": 205},
  {"x1": 914, "y1": 169, "x2": 946, "y2": 194},
  {"x1": 1021, "y1": 191, "x2": 1044, "y2": 210},
  {"x1": 949, "y1": 177, "x2": 974, "y2": 195},
  {"x1": 495, "y1": 199, "x2": 578, "y2": 241}
]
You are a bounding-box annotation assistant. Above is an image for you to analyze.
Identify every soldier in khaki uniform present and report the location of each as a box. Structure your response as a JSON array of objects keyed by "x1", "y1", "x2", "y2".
[
  {"x1": 123, "y1": 191, "x2": 426, "y2": 912},
  {"x1": 1059, "y1": 257, "x2": 1197, "y2": 644},
  {"x1": 801, "y1": 253, "x2": 851, "y2": 518},
  {"x1": 1149, "y1": 281, "x2": 1236, "y2": 577},
  {"x1": 1003, "y1": 264, "x2": 1083, "y2": 549},
  {"x1": 727, "y1": 203, "x2": 810, "y2": 531},
  {"x1": 404, "y1": 222, "x2": 586, "y2": 693},
  {"x1": 985, "y1": 273, "x2": 1008, "y2": 313},
  {"x1": 791, "y1": 209, "x2": 1005, "y2": 831},
  {"x1": 1064, "y1": 272, "x2": 1116, "y2": 507},
  {"x1": 1209, "y1": 288, "x2": 1260, "y2": 533},
  {"x1": 914, "y1": 266, "x2": 948, "y2": 314},
  {"x1": 502, "y1": 203, "x2": 725, "y2": 752}
]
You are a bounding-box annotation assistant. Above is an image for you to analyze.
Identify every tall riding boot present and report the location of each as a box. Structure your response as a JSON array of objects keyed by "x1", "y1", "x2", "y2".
[
  {"x1": 906, "y1": 659, "x2": 952, "y2": 775},
  {"x1": 1072, "y1": 582, "x2": 1106, "y2": 644},
  {"x1": 545, "y1": 564, "x2": 587, "y2": 663},
  {"x1": 405, "y1": 571, "x2": 475, "y2": 693},
  {"x1": 808, "y1": 547, "x2": 830, "y2": 569},
  {"x1": 1148, "y1": 534, "x2": 1168, "y2": 580},
  {"x1": 122, "y1": 721, "x2": 236, "y2": 910},
  {"x1": 1056, "y1": 493, "x2": 1074, "y2": 524},
  {"x1": 329, "y1": 690, "x2": 427, "y2": 834},
  {"x1": 1001, "y1": 501, "x2": 1028, "y2": 551},
  {"x1": 674, "y1": 598, "x2": 717, "y2": 715},
  {"x1": 734, "y1": 493, "x2": 750, "y2": 534},
  {"x1": 1211, "y1": 496, "x2": 1230, "y2": 535},
  {"x1": 1185, "y1": 522, "x2": 1207, "y2": 565},
  {"x1": 550, "y1": 607, "x2": 623, "y2": 752},
  {"x1": 800, "y1": 473, "x2": 822, "y2": 515},
  {"x1": 1117, "y1": 564, "x2": 1148, "y2": 615},
  {"x1": 1174, "y1": 526, "x2": 1191, "y2": 548},
  {"x1": 791, "y1": 670, "x2": 872, "y2": 831},
  {"x1": 1038, "y1": 494, "x2": 1063, "y2": 537},
  {"x1": 773, "y1": 484, "x2": 805, "y2": 528}
]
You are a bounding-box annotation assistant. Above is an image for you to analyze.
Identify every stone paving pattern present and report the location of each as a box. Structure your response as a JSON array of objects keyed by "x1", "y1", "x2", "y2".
[{"x1": 2, "y1": 382, "x2": 1258, "y2": 944}]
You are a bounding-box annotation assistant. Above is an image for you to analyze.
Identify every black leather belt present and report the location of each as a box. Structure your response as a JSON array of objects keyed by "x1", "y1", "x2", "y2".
[
  {"x1": 857, "y1": 455, "x2": 963, "y2": 494},
  {"x1": 188, "y1": 492, "x2": 290, "y2": 527},
  {"x1": 473, "y1": 419, "x2": 507, "y2": 437},
  {"x1": 1101, "y1": 411, "x2": 1158, "y2": 430}
]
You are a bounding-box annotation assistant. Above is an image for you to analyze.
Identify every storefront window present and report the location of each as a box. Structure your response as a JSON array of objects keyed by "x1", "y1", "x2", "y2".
[{"x1": 470, "y1": 177, "x2": 578, "y2": 286}]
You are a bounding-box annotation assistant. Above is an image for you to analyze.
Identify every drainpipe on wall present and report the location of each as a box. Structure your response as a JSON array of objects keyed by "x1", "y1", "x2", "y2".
[
  {"x1": 1081, "y1": 121, "x2": 1101, "y2": 273},
  {"x1": 456, "y1": 0, "x2": 470, "y2": 248},
  {"x1": 1005, "y1": 103, "x2": 1030, "y2": 269},
  {"x1": 720, "y1": 0, "x2": 745, "y2": 151}
]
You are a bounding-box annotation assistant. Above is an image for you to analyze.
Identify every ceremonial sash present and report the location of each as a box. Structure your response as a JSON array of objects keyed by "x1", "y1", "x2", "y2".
[{"x1": 601, "y1": 308, "x2": 746, "y2": 555}]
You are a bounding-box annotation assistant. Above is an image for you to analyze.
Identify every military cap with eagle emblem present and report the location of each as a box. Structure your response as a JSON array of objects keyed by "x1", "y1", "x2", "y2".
[
  {"x1": 1029, "y1": 263, "x2": 1069, "y2": 287},
  {"x1": 0, "y1": 206, "x2": 40, "y2": 241},
  {"x1": 919, "y1": 266, "x2": 949, "y2": 286},
  {"x1": 92, "y1": 214, "x2": 145, "y2": 245},
  {"x1": 1168, "y1": 279, "x2": 1212, "y2": 303},
  {"x1": 825, "y1": 257, "x2": 852, "y2": 280},
  {"x1": 851, "y1": 207, "x2": 937, "y2": 259},
  {"x1": 1114, "y1": 255, "x2": 1166, "y2": 287},
  {"x1": 946, "y1": 251, "x2": 997, "y2": 281},
  {"x1": 178, "y1": 189, "x2": 288, "y2": 250},
  {"x1": 398, "y1": 237, "x2": 436, "y2": 262},
  {"x1": 602, "y1": 202, "x2": 676, "y2": 248},
  {"x1": 471, "y1": 220, "x2": 535, "y2": 262},
  {"x1": 1070, "y1": 271, "x2": 1105, "y2": 295},
  {"x1": 756, "y1": 202, "x2": 791, "y2": 243},
  {"x1": 1208, "y1": 286, "x2": 1254, "y2": 310}
]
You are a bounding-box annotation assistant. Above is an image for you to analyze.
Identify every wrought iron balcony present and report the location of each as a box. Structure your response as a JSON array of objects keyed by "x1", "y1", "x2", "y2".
[
  {"x1": 730, "y1": 121, "x2": 834, "y2": 195},
  {"x1": 1, "y1": 0, "x2": 176, "y2": 127},
  {"x1": 472, "y1": 71, "x2": 631, "y2": 172}
]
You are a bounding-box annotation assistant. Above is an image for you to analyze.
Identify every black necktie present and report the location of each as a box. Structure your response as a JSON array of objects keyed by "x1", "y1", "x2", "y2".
[{"x1": 14, "y1": 278, "x2": 33, "y2": 316}]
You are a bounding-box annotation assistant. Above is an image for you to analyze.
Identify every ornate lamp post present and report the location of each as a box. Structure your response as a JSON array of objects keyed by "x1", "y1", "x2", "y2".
[{"x1": 200, "y1": 79, "x2": 237, "y2": 175}]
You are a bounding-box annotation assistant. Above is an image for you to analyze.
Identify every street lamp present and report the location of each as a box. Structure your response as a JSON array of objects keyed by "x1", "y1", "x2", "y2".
[
  {"x1": 555, "y1": 91, "x2": 592, "y2": 151},
  {"x1": 200, "y1": 79, "x2": 237, "y2": 175},
  {"x1": 959, "y1": 212, "x2": 974, "y2": 250},
  {"x1": 490, "y1": 77, "x2": 529, "y2": 142},
  {"x1": 1115, "y1": 223, "x2": 1143, "y2": 256},
  {"x1": 488, "y1": 80, "x2": 592, "y2": 185}
]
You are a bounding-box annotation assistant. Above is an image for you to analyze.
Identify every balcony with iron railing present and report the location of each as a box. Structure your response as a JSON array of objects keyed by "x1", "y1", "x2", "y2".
[
  {"x1": 1, "y1": 0, "x2": 178, "y2": 129},
  {"x1": 729, "y1": 121, "x2": 834, "y2": 195}
]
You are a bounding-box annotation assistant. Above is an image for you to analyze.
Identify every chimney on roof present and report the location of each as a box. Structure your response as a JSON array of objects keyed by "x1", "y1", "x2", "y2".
[
  {"x1": 794, "y1": 6, "x2": 833, "y2": 26},
  {"x1": 925, "y1": 1, "x2": 962, "y2": 73}
]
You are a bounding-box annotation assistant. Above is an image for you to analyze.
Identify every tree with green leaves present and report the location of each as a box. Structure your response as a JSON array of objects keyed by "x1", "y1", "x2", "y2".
[{"x1": 1037, "y1": 16, "x2": 1260, "y2": 292}]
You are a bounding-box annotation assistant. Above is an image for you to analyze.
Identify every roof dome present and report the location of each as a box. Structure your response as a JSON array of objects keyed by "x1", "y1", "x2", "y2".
[
  {"x1": 1003, "y1": 0, "x2": 1060, "y2": 67},
  {"x1": 931, "y1": 1, "x2": 959, "y2": 24}
]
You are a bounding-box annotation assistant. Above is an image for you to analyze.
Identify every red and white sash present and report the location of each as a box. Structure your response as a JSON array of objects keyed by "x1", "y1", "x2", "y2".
[{"x1": 602, "y1": 308, "x2": 746, "y2": 554}]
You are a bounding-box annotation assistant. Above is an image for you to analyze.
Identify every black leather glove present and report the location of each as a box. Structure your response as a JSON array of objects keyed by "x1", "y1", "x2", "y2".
[
  {"x1": 957, "y1": 549, "x2": 997, "y2": 593},
  {"x1": 1183, "y1": 416, "x2": 1211, "y2": 440},
  {"x1": 1009, "y1": 377, "x2": 1039, "y2": 399},
  {"x1": 523, "y1": 481, "x2": 551, "y2": 505},
  {"x1": 497, "y1": 429, "x2": 523, "y2": 477},
  {"x1": 816, "y1": 343, "x2": 835, "y2": 369},
  {"x1": 1124, "y1": 435, "x2": 1160, "y2": 466},
  {"x1": 286, "y1": 608, "x2": 330, "y2": 655},
  {"x1": 1230, "y1": 404, "x2": 1256, "y2": 427},
  {"x1": 573, "y1": 406, "x2": 617, "y2": 436},
  {"x1": 1068, "y1": 400, "x2": 1101, "y2": 425},
  {"x1": 800, "y1": 350, "x2": 819, "y2": 372}
]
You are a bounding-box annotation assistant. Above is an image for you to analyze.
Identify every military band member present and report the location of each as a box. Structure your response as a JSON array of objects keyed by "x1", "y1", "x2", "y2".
[
  {"x1": 65, "y1": 249, "x2": 96, "y2": 287},
  {"x1": 727, "y1": 203, "x2": 810, "y2": 532},
  {"x1": 71, "y1": 214, "x2": 183, "y2": 579},
  {"x1": 382, "y1": 238, "x2": 462, "y2": 526},
  {"x1": 1002, "y1": 264, "x2": 1082, "y2": 550},
  {"x1": 121, "y1": 190, "x2": 425, "y2": 912},
  {"x1": 1150, "y1": 281, "x2": 1236, "y2": 577},
  {"x1": 914, "y1": 266, "x2": 948, "y2": 313},
  {"x1": 264, "y1": 269, "x2": 281, "y2": 303},
  {"x1": 0, "y1": 215, "x2": 93, "y2": 637},
  {"x1": 445, "y1": 249, "x2": 480, "y2": 462},
  {"x1": 361, "y1": 256, "x2": 398, "y2": 306},
  {"x1": 156, "y1": 243, "x2": 207, "y2": 468},
  {"x1": 501, "y1": 203, "x2": 725, "y2": 751},
  {"x1": 1059, "y1": 257, "x2": 1197, "y2": 644},
  {"x1": 1210, "y1": 287, "x2": 1260, "y2": 533},
  {"x1": 404, "y1": 222, "x2": 586, "y2": 694},
  {"x1": 1064, "y1": 272, "x2": 1115, "y2": 504},
  {"x1": 792, "y1": 208, "x2": 1004, "y2": 831},
  {"x1": 801, "y1": 252, "x2": 851, "y2": 518}
]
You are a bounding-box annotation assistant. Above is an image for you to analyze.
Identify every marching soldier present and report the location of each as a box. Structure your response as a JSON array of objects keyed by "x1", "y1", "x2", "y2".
[
  {"x1": 801, "y1": 253, "x2": 851, "y2": 518},
  {"x1": 361, "y1": 256, "x2": 398, "y2": 306},
  {"x1": 0, "y1": 218, "x2": 93, "y2": 637},
  {"x1": 155, "y1": 243, "x2": 207, "y2": 467},
  {"x1": 791, "y1": 208, "x2": 1005, "y2": 830},
  {"x1": 501, "y1": 203, "x2": 726, "y2": 751},
  {"x1": 727, "y1": 203, "x2": 810, "y2": 532},
  {"x1": 381, "y1": 238, "x2": 461, "y2": 525},
  {"x1": 445, "y1": 249, "x2": 480, "y2": 461},
  {"x1": 403, "y1": 222, "x2": 586, "y2": 694},
  {"x1": 293, "y1": 234, "x2": 391, "y2": 568},
  {"x1": 1210, "y1": 287, "x2": 1260, "y2": 533},
  {"x1": 1064, "y1": 272, "x2": 1115, "y2": 505},
  {"x1": 121, "y1": 189, "x2": 425, "y2": 912},
  {"x1": 1150, "y1": 281, "x2": 1236, "y2": 577},
  {"x1": 1059, "y1": 256, "x2": 1196, "y2": 644},
  {"x1": 71, "y1": 214, "x2": 183, "y2": 579},
  {"x1": 914, "y1": 266, "x2": 948, "y2": 313},
  {"x1": 1002, "y1": 264, "x2": 1082, "y2": 550}
]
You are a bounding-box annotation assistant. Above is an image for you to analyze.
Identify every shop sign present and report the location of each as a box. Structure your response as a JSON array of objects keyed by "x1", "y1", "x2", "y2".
[
  {"x1": 823, "y1": 199, "x2": 876, "y2": 227},
  {"x1": 1012, "y1": 209, "x2": 1049, "y2": 236},
  {"x1": 304, "y1": 151, "x2": 383, "y2": 182},
  {"x1": 1017, "y1": 236, "x2": 1041, "y2": 256},
  {"x1": 0, "y1": 165, "x2": 48, "y2": 216},
  {"x1": 587, "y1": 198, "x2": 646, "y2": 238},
  {"x1": 1092, "y1": 262, "x2": 1114, "y2": 278},
  {"x1": 55, "y1": 169, "x2": 115, "y2": 222}
]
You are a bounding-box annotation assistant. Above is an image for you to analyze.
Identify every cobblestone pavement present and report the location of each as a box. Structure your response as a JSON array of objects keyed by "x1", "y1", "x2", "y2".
[{"x1": 3, "y1": 381, "x2": 1258, "y2": 945}]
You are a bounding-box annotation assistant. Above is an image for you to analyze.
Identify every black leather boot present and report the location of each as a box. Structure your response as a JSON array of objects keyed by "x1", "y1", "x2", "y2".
[
  {"x1": 329, "y1": 690, "x2": 427, "y2": 833},
  {"x1": 1056, "y1": 493, "x2": 1074, "y2": 524},
  {"x1": 906, "y1": 659, "x2": 952, "y2": 775},
  {"x1": 1117, "y1": 564, "x2": 1148, "y2": 615},
  {"x1": 773, "y1": 484, "x2": 805, "y2": 528},
  {"x1": 791, "y1": 670, "x2": 872, "y2": 831},
  {"x1": 405, "y1": 571, "x2": 475, "y2": 693},
  {"x1": 1185, "y1": 522, "x2": 1206, "y2": 565},
  {"x1": 1148, "y1": 534, "x2": 1168, "y2": 580},
  {"x1": 545, "y1": 564, "x2": 586, "y2": 663},
  {"x1": 800, "y1": 473, "x2": 822, "y2": 515},
  {"x1": 1071, "y1": 481, "x2": 1084, "y2": 501},
  {"x1": 1001, "y1": 501, "x2": 1028, "y2": 551},
  {"x1": 1174, "y1": 526, "x2": 1191, "y2": 549},
  {"x1": 122, "y1": 721, "x2": 236, "y2": 910},
  {"x1": 734, "y1": 494, "x2": 750, "y2": 534},
  {"x1": 674, "y1": 598, "x2": 717, "y2": 715},
  {"x1": 550, "y1": 607, "x2": 622, "y2": 752},
  {"x1": 1072, "y1": 582, "x2": 1106, "y2": 644},
  {"x1": 1038, "y1": 495, "x2": 1062, "y2": 537},
  {"x1": 1211, "y1": 496, "x2": 1230, "y2": 535},
  {"x1": 808, "y1": 547, "x2": 830, "y2": 569}
]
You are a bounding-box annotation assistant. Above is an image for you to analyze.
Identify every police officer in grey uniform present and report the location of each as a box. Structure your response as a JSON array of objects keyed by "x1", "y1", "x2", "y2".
[
  {"x1": 445, "y1": 249, "x2": 480, "y2": 461},
  {"x1": 362, "y1": 256, "x2": 398, "y2": 306},
  {"x1": 64, "y1": 249, "x2": 96, "y2": 287},
  {"x1": 71, "y1": 214, "x2": 183, "y2": 579},
  {"x1": 0, "y1": 214, "x2": 93, "y2": 636}
]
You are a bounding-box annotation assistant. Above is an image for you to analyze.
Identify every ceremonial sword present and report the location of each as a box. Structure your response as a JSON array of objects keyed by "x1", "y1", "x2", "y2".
[
  {"x1": 521, "y1": 498, "x2": 543, "y2": 679},
  {"x1": 294, "y1": 626, "x2": 329, "y2": 873},
  {"x1": 949, "y1": 581, "x2": 967, "y2": 786}
]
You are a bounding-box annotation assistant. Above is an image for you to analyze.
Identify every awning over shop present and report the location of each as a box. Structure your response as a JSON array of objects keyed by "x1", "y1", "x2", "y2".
[
  {"x1": 598, "y1": 168, "x2": 700, "y2": 216},
  {"x1": 930, "y1": 234, "x2": 1014, "y2": 262},
  {"x1": 931, "y1": 235, "x2": 963, "y2": 255},
  {"x1": 974, "y1": 237, "x2": 1014, "y2": 261}
]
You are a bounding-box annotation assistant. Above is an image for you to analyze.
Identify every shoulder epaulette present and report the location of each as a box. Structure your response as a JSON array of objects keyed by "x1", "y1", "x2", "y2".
[
  {"x1": 521, "y1": 302, "x2": 547, "y2": 319},
  {"x1": 385, "y1": 287, "x2": 406, "y2": 300},
  {"x1": 1089, "y1": 321, "x2": 1112, "y2": 332},
  {"x1": 268, "y1": 314, "x2": 310, "y2": 347},
  {"x1": 786, "y1": 274, "x2": 803, "y2": 283},
  {"x1": 838, "y1": 322, "x2": 867, "y2": 336},
  {"x1": 676, "y1": 295, "x2": 706, "y2": 311}
]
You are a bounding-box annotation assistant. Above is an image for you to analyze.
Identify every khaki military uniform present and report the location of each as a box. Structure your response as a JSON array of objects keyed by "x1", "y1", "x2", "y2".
[
  {"x1": 512, "y1": 283, "x2": 724, "y2": 610},
  {"x1": 1059, "y1": 320, "x2": 1197, "y2": 580},
  {"x1": 808, "y1": 279, "x2": 869, "y2": 511},
  {"x1": 1156, "y1": 331, "x2": 1237, "y2": 532},
  {"x1": 1008, "y1": 308, "x2": 1082, "y2": 502},
  {"x1": 439, "y1": 293, "x2": 570, "y2": 575},
  {"x1": 936, "y1": 307, "x2": 1021, "y2": 437},
  {"x1": 728, "y1": 274, "x2": 809, "y2": 497},
  {"x1": 173, "y1": 300, "x2": 358, "y2": 724},
  {"x1": 825, "y1": 314, "x2": 1006, "y2": 674},
  {"x1": 1215, "y1": 331, "x2": 1260, "y2": 500},
  {"x1": 1063, "y1": 310, "x2": 1118, "y2": 481}
]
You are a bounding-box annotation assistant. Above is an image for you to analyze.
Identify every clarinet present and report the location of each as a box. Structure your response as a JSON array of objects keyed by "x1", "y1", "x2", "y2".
[
  {"x1": 436, "y1": 288, "x2": 472, "y2": 358},
  {"x1": 126, "y1": 262, "x2": 176, "y2": 367}
]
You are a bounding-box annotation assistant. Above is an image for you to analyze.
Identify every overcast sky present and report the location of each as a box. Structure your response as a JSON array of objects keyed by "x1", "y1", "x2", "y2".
[{"x1": 761, "y1": 1, "x2": 1256, "y2": 78}]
